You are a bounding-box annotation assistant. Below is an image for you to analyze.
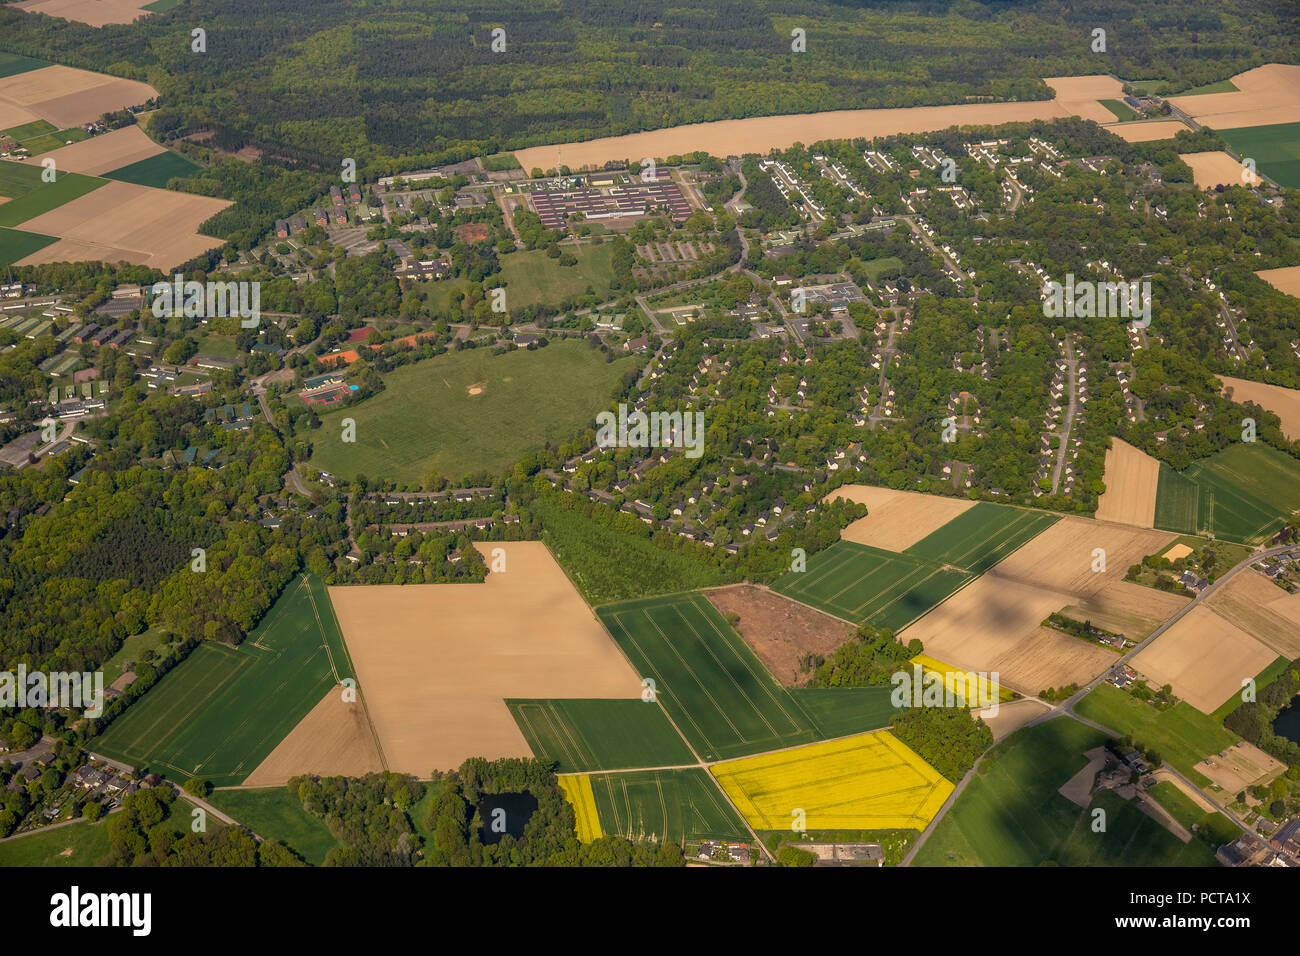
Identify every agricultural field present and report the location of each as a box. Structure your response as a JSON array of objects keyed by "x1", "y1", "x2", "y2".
[
  {"x1": 0, "y1": 225, "x2": 57, "y2": 264},
  {"x1": 1153, "y1": 443, "x2": 1300, "y2": 544},
  {"x1": 507, "y1": 699, "x2": 695, "y2": 773},
  {"x1": 1256, "y1": 265, "x2": 1300, "y2": 298},
  {"x1": 704, "y1": 583, "x2": 853, "y2": 686},
  {"x1": 0, "y1": 165, "x2": 105, "y2": 229},
  {"x1": 1205, "y1": 570, "x2": 1300, "y2": 659},
  {"x1": 12, "y1": 0, "x2": 160, "y2": 27},
  {"x1": 908, "y1": 653, "x2": 1015, "y2": 704},
  {"x1": 241, "y1": 688, "x2": 384, "y2": 787},
  {"x1": 1179, "y1": 151, "x2": 1259, "y2": 189},
  {"x1": 94, "y1": 575, "x2": 355, "y2": 787},
  {"x1": 903, "y1": 502, "x2": 1060, "y2": 575},
  {"x1": 786, "y1": 687, "x2": 897, "y2": 739},
  {"x1": 205, "y1": 787, "x2": 341, "y2": 865},
  {"x1": 1220, "y1": 375, "x2": 1300, "y2": 441},
  {"x1": 585, "y1": 768, "x2": 750, "y2": 844},
  {"x1": 37, "y1": 126, "x2": 163, "y2": 176},
  {"x1": 0, "y1": 53, "x2": 49, "y2": 80},
  {"x1": 105, "y1": 149, "x2": 202, "y2": 188},
  {"x1": 1219, "y1": 122, "x2": 1300, "y2": 188},
  {"x1": 597, "y1": 593, "x2": 820, "y2": 761},
  {"x1": 1100, "y1": 99, "x2": 1140, "y2": 121},
  {"x1": 1074, "y1": 683, "x2": 1239, "y2": 784},
  {"x1": 1095, "y1": 438, "x2": 1161, "y2": 527},
  {"x1": 913, "y1": 718, "x2": 1216, "y2": 866},
  {"x1": 830, "y1": 484, "x2": 975, "y2": 552},
  {"x1": 711, "y1": 731, "x2": 953, "y2": 831},
  {"x1": 1103, "y1": 120, "x2": 1191, "y2": 143},
  {"x1": 771, "y1": 540, "x2": 973, "y2": 631},
  {"x1": 1169, "y1": 64, "x2": 1300, "y2": 130},
  {"x1": 557, "y1": 775, "x2": 602, "y2": 842},
  {"x1": 309, "y1": 340, "x2": 635, "y2": 484},
  {"x1": 496, "y1": 243, "x2": 615, "y2": 308}
]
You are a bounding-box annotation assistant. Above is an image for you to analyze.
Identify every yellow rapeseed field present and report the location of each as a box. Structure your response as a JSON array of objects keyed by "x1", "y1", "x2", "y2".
[
  {"x1": 908, "y1": 653, "x2": 1014, "y2": 704},
  {"x1": 558, "y1": 774, "x2": 603, "y2": 843},
  {"x1": 710, "y1": 731, "x2": 953, "y2": 831}
]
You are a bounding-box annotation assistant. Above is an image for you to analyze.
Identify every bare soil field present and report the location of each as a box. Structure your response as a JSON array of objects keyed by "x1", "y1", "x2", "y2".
[
  {"x1": 329, "y1": 542, "x2": 642, "y2": 776},
  {"x1": 1062, "y1": 581, "x2": 1190, "y2": 643},
  {"x1": 241, "y1": 688, "x2": 384, "y2": 787},
  {"x1": 1095, "y1": 438, "x2": 1162, "y2": 528},
  {"x1": 990, "y1": 518, "x2": 1175, "y2": 599},
  {"x1": 979, "y1": 697, "x2": 1051, "y2": 742},
  {"x1": 1205, "y1": 569, "x2": 1300, "y2": 658},
  {"x1": 1179, "y1": 151, "x2": 1259, "y2": 189},
  {"x1": 15, "y1": 180, "x2": 229, "y2": 269},
  {"x1": 704, "y1": 584, "x2": 854, "y2": 686},
  {"x1": 1131, "y1": 606, "x2": 1278, "y2": 713},
  {"x1": 1059, "y1": 747, "x2": 1107, "y2": 807},
  {"x1": 821, "y1": 483, "x2": 902, "y2": 513},
  {"x1": 1170, "y1": 64, "x2": 1300, "y2": 130},
  {"x1": 1102, "y1": 120, "x2": 1192, "y2": 143},
  {"x1": 0, "y1": 102, "x2": 40, "y2": 130},
  {"x1": 1255, "y1": 265, "x2": 1300, "y2": 299},
  {"x1": 834, "y1": 487, "x2": 975, "y2": 552},
  {"x1": 1219, "y1": 375, "x2": 1300, "y2": 441},
  {"x1": 1266, "y1": 588, "x2": 1300, "y2": 628},
  {"x1": 1195, "y1": 741, "x2": 1286, "y2": 793},
  {"x1": 39, "y1": 126, "x2": 162, "y2": 176},
  {"x1": 1163, "y1": 543, "x2": 1194, "y2": 561},
  {"x1": 0, "y1": 66, "x2": 157, "y2": 129},
  {"x1": 514, "y1": 75, "x2": 1120, "y2": 171},
  {"x1": 13, "y1": 0, "x2": 154, "y2": 26}
]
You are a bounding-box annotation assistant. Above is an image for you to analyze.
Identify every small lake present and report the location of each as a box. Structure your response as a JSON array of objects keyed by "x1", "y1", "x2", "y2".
[
  {"x1": 477, "y1": 792, "x2": 538, "y2": 844},
  {"x1": 1273, "y1": 698, "x2": 1300, "y2": 745}
]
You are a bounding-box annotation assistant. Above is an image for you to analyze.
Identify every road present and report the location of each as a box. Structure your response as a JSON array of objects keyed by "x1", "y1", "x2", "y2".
[{"x1": 1049, "y1": 334, "x2": 1079, "y2": 494}]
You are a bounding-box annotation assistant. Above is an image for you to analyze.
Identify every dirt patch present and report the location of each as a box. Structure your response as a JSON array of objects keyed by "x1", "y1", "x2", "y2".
[
  {"x1": 13, "y1": 0, "x2": 154, "y2": 27},
  {"x1": 38, "y1": 126, "x2": 163, "y2": 176},
  {"x1": 1095, "y1": 438, "x2": 1161, "y2": 528},
  {"x1": 1170, "y1": 64, "x2": 1300, "y2": 130},
  {"x1": 1163, "y1": 543, "x2": 1194, "y2": 561},
  {"x1": 1059, "y1": 746, "x2": 1107, "y2": 807},
  {"x1": 1103, "y1": 120, "x2": 1192, "y2": 142},
  {"x1": 466, "y1": 380, "x2": 486, "y2": 396},
  {"x1": 831, "y1": 486, "x2": 975, "y2": 552},
  {"x1": 514, "y1": 75, "x2": 1121, "y2": 171},
  {"x1": 1205, "y1": 569, "x2": 1300, "y2": 658},
  {"x1": 704, "y1": 584, "x2": 854, "y2": 686},
  {"x1": 979, "y1": 697, "x2": 1051, "y2": 742},
  {"x1": 1220, "y1": 376, "x2": 1300, "y2": 442},
  {"x1": 1131, "y1": 606, "x2": 1278, "y2": 713},
  {"x1": 1195, "y1": 741, "x2": 1286, "y2": 793},
  {"x1": 242, "y1": 688, "x2": 384, "y2": 787},
  {"x1": 329, "y1": 542, "x2": 641, "y2": 776},
  {"x1": 1255, "y1": 266, "x2": 1300, "y2": 299},
  {"x1": 1179, "y1": 151, "x2": 1260, "y2": 189}
]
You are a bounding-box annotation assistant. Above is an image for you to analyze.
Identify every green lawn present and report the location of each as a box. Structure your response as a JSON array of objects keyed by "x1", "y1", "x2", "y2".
[
  {"x1": 105, "y1": 150, "x2": 202, "y2": 189},
  {"x1": 1178, "y1": 79, "x2": 1240, "y2": 95},
  {"x1": 587, "y1": 768, "x2": 751, "y2": 844},
  {"x1": 0, "y1": 817, "x2": 115, "y2": 867},
  {"x1": 102, "y1": 624, "x2": 173, "y2": 686},
  {"x1": 1219, "y1": 122, "x2": 1300, "y2": 189},
  {"x1": 1101, "y1": 99, "x2": 1141, "y2": 121},
  {"x1": 0, "y1": 226, "x2": 59, "y2": 266},
  {"x1": 772, "y1": 540, "x2": 973, "y2": 631},
  {"x1": 194, "y1": 332, "x2": 241, "y2": 359},
  {"x1": 858, "y1": 256, "x2": 904, "y2": 281},
  {"x1": 205, "y1": 786, "x2": 341, "y2": 865},
  {"x1": 597, "y1": 593, "x2": 820, "y2": 761},
  {"x1": 1075, "y1": 683, "x2": 1239, "y2": 784},
  {"x1": 913, "y1": 718, "x2": 1216, "y2": 866},
  {"x1": 1154, "y1": 443, "x2": 1300, "y2": 544},
  {"x1": 309, "y1": 339, "x2": 635, "y2": 484},
  {"x1": 1, "y1": 120, "x2": 57, "y2": 142},
  {"x1": 507, "y1": 699, "x2": 695, "y2": 772},
  {"x1": 95, "y1": 575, "x2": 355, "y2": 786},
  {"x1": 496, "y1": 243, "x2": 615, "y2": 309},
  {"x1": 0, "y1": 169, "x2": 105, "y2": 228}
]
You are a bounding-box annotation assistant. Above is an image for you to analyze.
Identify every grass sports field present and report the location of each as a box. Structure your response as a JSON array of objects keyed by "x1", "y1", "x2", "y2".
[
  {"x1": 557, "y1": 775, "x2": 602, "y2": 842},
  {"x1": 0, "y1": 225, "x2": 58, "y2": 264},
  {"x1": 903, "y1": 502, "x2": 1060, "y2": 574},
  {"x1": 771, "y1": 540, "x2": 972, "y2": 630},
  {"x1": 105, "y1": 150, "x2": 201, "y2": 188},
  {"x1": 913, "y1": 718, "x2": 1216, "y2": 866},
  {"x1": 95, "y1": 575, "x2": 357, "y2": 786},
  {"x1": 1074, "y1": 683, "x2": 1239, "y2": 785},
  {"x1": 507, "y1": 699, "x2": 695, "y2": 772},
  {"x1": 497, "y1": 244, "x2": 614, "y2": 309},
  {"x1": 1153, "y1": 443, "x2": 1300, "y2": 543},
  {"x1": 597, "y1": 593, "x2": 822, "y2": 760},
  {"x1": 205, "y1": 787, "x2": 340, "y2": 865},
  {"x1": 585, "y1": 768, "x2": 751, "y2": 843},
  {"x1": 711, "y1": 731, "x2": 953, "y2": 831},
  {"x1": 309, "y1": 339, "x2": 634, "y2": 483},
  {"x1": 1219, "y1": 122, "x2": 1300, "y2": 188},
  {"x1": 0, "y1": 165, "x2": 105, "y2": 229}
]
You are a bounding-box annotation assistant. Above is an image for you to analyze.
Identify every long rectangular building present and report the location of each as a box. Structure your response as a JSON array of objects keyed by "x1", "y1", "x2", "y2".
[{"x1": 528, "y1": 181, "x2": 691, "y2": 229}]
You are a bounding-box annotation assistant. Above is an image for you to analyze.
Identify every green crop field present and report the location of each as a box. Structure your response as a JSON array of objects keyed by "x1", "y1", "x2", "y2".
[
  {"x1": 95, "y1": 575, "x2": 357, "y2": 786},
  {"x1": 1220, "y1": 122, "x2": 1300, "y2": 188},
  {"x1": 206, "y1": 787, "x2": 341, "y2": 865},
  {"x1": 507, "y1": 699, "x2": 695, "y2": 772},
  {"x1": 0, "y1": 226, "x2": 58, "y2": 266},
  {"x1": 0, "y1": 53, "x2": 49, "y2": 79},
  {"x1": 772, "y1": 540, "x2": 972, "y2": 630},
  {"x1": 788, "y1": 687, "x2": 898, "y2": 739},
  {"x1": 1153, "y1": 443, "x2": 1300, "y2": 543},
  {"x1": 2, "y1": 120, "x2": 57, "y2": 142},
  {"x1": 142, "y1": 0, "x2": 182, "y2": 10},
  {"x1": 1101, "y1": 98, "x2": 1140, "y2": 121},
  {"x1": 1075, "y1": 683, "x2": 1239, "y2": 784},
  {"x1": 587, "y1": 768, "x2": 751, "y2": 844},
  {"x1": 0, "y1": 169, "x2": 105, "y2": 228},
  {"x1": 105, "y1": 150, "x2": 202, "y2": 189},
  {"x1": 904, "y1": 502, "x2": 1060, "y2": 574},
  {"x1": 597, "y1": 593, "x2": 820, "y2": 761},
  {"x1": 913, "y1": 718, "x2": 1216, "y2": 866},
  {"x1": 309, "y1": 339, "x2": 634, "y2": 483},
  {"x1": 497, "y1": 243, "x2": 614, "y2": 309},
  {"x1": 18, "y1": 129, "x2": 89, "y2": 156}
]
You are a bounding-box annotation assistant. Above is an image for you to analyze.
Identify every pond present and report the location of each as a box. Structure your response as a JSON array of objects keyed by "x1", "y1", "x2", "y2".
[
  {"x1": 477, "y1": 792, "x2": 538, "y2": 845},
  {"x1": 1272, "y1": 697, "x2": 1300, "y2": 746}
]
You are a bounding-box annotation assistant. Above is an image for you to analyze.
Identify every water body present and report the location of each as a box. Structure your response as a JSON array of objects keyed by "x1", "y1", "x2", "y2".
[
  {"x1": 1273, "y1": 698, "x2": 1300, "y2": 745},
  {"x1": 477, "y1": 792, "x2": 538, "y2": 845}
]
